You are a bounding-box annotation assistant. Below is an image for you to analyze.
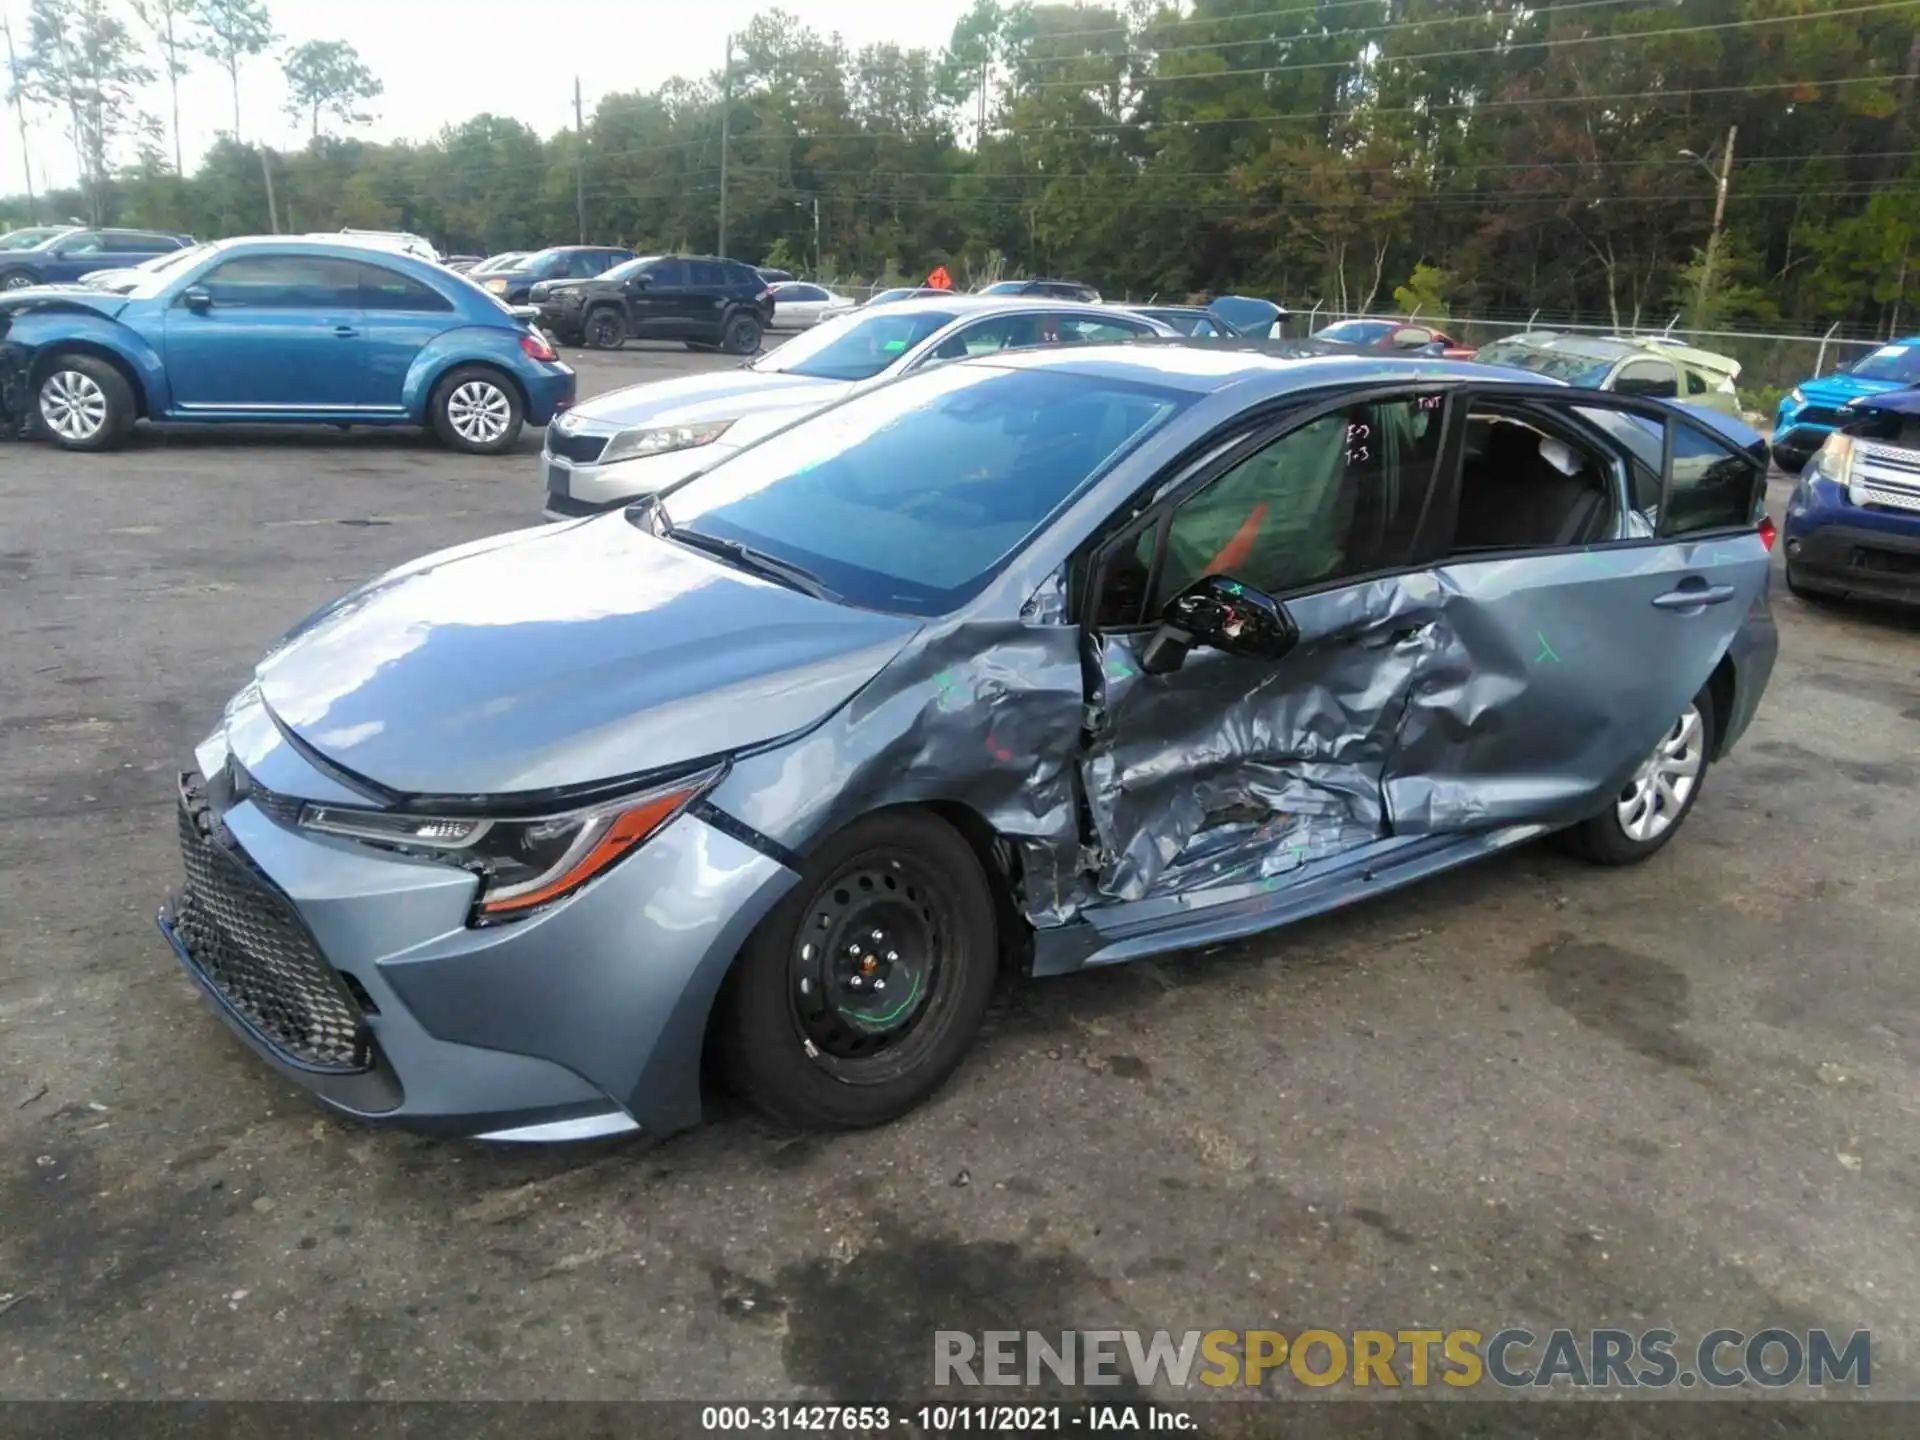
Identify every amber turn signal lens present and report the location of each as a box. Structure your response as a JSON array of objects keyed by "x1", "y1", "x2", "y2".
[{"x1": 477, "y1": 785, "x2": 701, "y2": 915}]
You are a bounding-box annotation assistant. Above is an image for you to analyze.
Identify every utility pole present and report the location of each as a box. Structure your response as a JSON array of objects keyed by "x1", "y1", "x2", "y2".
[
  {"x1": 1694, "y1": 124, "x2": 1736, "y2": 324},
  {"x1": 259, "y1": 146, "x2": 279, "y2": 233},
  {"x1": 977, "y1": 61, "x2": 987, "y2": 145},
  {"x1": 718, "y1": 34, "x2": 732, "y2": 258},
  {"x1": 812, "y1": 195, "x2": 820, "y2": 270},
  {"x1": 1, "y1": 13, "x2": 35, "y2": 223},
  {"x1": 574, "y1": 77, "x2": 587, "y2": 244}
]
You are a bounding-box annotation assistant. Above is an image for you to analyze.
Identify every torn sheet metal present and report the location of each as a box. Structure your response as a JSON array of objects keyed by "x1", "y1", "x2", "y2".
[
  {"x1": 0, "y1": 324, "x2": 26, "y2": 438},
  {"x1": 1080, "y1": 572, "x2": 1453, "y2": 902},
  {"x1": 709, "y1": 567, "x2": 1090, "y2": 926}
]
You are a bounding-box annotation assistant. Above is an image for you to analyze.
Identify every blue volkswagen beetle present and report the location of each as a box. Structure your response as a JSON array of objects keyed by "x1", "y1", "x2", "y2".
[{"x1": 0, "y1": 237, "x2": 576, "y2": 454}]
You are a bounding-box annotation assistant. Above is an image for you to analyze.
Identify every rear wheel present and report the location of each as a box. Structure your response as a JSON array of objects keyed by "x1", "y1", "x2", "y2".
[
  {"x1": 428, "y1": 365, "x2": 523, "y2": 455},
  {"x1": 582, "y1": 307, "x2": 626, "y2": 350},
  {"x1": 716, "y1": 810, "x2": 999, "y2": 1130},
  {"x1": 36, "y1": 354, "x2": 135, "y2": 451},
  {"x1": 0, "y1": 267, "x2": 40, "y2": 290},
  {"x1": 1565, "y1": 690, "x2": 1714, "y2": 865},
  {"x1": 720, "y1": 311, "x2": 763, "y2": 356}
]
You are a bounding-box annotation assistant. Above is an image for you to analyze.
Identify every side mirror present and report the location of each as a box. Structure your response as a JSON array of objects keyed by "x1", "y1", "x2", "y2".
[
  {"x1": 627, "y1": 273, "x2": 652, "y2": 289},
  {"x1": 181, "y1": 284, "x2": 213, "y2": 312},
  {"x1": 1139, "y1": 574, "x2": 1299, "y2": 675}
]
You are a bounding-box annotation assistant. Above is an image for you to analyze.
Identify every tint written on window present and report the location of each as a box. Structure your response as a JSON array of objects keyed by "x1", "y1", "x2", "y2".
[{"x1": 662, "y1": 365, "x2": 1190, "y2": 617}]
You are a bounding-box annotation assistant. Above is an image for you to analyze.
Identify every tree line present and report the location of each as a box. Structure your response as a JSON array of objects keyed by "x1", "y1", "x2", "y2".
[{"x1": 3, "y1": 0, "x2": 1917, "y2": 337}]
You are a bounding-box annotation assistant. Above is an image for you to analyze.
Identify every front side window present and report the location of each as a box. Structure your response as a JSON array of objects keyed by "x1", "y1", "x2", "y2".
[
  {"x1": 646, "y1": 258, "x2": 690, "y2": 287},
  {"x1": 661, "y1": 366, "x2": 1188, "y2": 616},
  {"x1": 521, "y1": 248, "x2": 567, "y2": 277},
  {"x1": 754, "y1": 308, "x2": 959, "y2": 380},
  {"x1": 1107, "y1": 394, "x2": 1447, "y2": 623},
  {"x1": 195, "y1": 255, "x2": 361, "y2": 308},
  {"x1": 54, "y1": 231, "x2": 106, "y2": 255}
]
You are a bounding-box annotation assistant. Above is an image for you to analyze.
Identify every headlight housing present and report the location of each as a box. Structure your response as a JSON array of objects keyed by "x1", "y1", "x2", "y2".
[
  {"x1": 1788, "y1": 387, "x2": 1806, "y2": 407},
  {"x1": 1810, "y1": 430, "x2": 1862, "y2": 501},
  {"x1": 599, "y1": 419, "x2": 734, "y2": 466},
  {"x1": 298, "y1": 766, "x2": 721, "y2": 922},
  {"x1": 484, "y1": 277, "x2": 509, "y2": 294}
]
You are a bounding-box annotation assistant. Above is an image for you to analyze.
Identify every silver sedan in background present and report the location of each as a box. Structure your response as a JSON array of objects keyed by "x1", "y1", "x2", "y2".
[{"x1": 540, "y1": 297, "x2": 1178, "y2": 519}]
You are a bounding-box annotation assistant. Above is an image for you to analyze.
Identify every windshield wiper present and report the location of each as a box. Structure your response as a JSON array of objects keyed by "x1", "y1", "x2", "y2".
[{"x1": 649, "y1": 508, "x2": 837, "y2": 601}]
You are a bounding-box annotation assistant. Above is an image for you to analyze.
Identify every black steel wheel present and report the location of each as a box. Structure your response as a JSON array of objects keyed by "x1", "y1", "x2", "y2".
[
  {"x1": 583, "y1": 307, "x2": 627, "y2": 350},
  {"x1": 717, "y1": 810, "x2": 998, "y2": 1129}
]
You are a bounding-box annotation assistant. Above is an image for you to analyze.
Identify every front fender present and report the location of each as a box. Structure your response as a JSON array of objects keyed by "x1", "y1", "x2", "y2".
[
  {"x1": 6, "y1": 311, "x2": 168, "y2": 412},
  {"x1": 401, "y1": 326, "x2": 536, "y2": 419}
]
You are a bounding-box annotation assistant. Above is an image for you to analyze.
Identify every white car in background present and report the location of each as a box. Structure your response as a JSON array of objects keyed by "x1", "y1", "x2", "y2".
[
  {"x1": 541, "y1": 296, "x2": 1177, "y2": 519},
  {"x1": 769, "y1": 281, "x2": 859, "y2": 329}
]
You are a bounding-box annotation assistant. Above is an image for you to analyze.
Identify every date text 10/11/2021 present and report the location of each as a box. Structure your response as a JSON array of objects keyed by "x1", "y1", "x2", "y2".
[{"x1": 700, "y1": 1405, "x2": 1195, "y2": 1431}]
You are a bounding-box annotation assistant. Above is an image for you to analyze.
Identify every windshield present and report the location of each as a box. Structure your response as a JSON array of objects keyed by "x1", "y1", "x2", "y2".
[
  {"x1": 517, "y1": 248, "x2": 568, "y2": 277},
  {"x1": 751, "y1": 307, "x2": 959, "y2": 381},
  {"x1": 659, "y1": 365, "x2": 1189, "y2": 615},
  {"x1": 1476, "y1": 342, "x2": 1615, "y2": 387},
  {"x1": 600, "y1": 256, "x2": 655, "y2": 284},
  {"x1": 1314, "y1": 319, "x2": 1394, "y2": 344},
  {"x1": 87, "y1": 244, "x2": 206, "y2": 291},
  {"x1": 980, "y1": 281, "x2": 1027, "y2": 295},
  {"x1": 469, "y1": 252, "x2": 527, "y2": 275},
  {"x1": 0, "y1": 227, "x2": 75, "y2": 251},
  {"x1": 1847, "y1": 343, "x2": 1920, "y2": 384}
]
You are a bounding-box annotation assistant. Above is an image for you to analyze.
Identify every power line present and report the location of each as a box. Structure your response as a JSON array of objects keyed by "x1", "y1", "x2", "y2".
[{"x1": 1016, "y1": 1, "x2": 1920, "y2": 89}]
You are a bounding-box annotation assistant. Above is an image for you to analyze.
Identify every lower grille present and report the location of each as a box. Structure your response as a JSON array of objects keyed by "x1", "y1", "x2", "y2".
[
  {"x1": 173, "y1": 778, "x2": 371, "y2": 1073},
  {"x1": 1852, "y1": 546, "x2": 1920, "y2": 577},
  {"x1": 1796, "y1": 406, "x2": 1846, "y2": 430},
  {"x1": 546, "y1": 430, "x2": 608, "y2": 465}
]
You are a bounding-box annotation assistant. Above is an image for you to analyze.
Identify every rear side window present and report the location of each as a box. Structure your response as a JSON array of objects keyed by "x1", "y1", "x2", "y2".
[
  {"x1": 727, "y1": 261, "x2": 764, "y2": 288},
  {"x1": 196, "y1": 255, "x2": 361, "y2": 308},
  {"x1": 561, "y1": 251, "x2": 601, "y2": 278},
  {"x1": 1664, "y1": 425, "x2": 1764, "y2": 535},
  {"x1": 647, "y1": 258, "x2": 690, "y2": 286},
  {"x1": 690, "y1": 260, "x2": 727, "y2": 288},
  {"x1": 357, "y1": 262, "x2": 453, "y2": 312},
  {"x1": 1686, "y1": 369, "x2": 1709, "y2": 396},
  {"x1": 1614, "y1": 360, "x2": 1678, "y2": 399}
]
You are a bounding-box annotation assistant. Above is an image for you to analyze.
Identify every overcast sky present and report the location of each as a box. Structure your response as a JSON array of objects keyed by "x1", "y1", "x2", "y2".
[{"x1": 1, "y1": 0, "x2": 967, "y2": 198}]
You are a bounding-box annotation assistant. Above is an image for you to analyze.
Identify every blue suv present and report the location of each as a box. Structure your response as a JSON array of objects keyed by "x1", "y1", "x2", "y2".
[
  {"x1": 1783, "y1": 386, "x2": 1920, "y2": 607},
  {"x1": 0, "y1": 227, "x2": 194, "y2": 290},
  {"x1": 1, "y1": 236, "x2": 575, "y2": 453},
  {"x1": 1772, "y1": 337, "x2": 1920, "y2": 473}
]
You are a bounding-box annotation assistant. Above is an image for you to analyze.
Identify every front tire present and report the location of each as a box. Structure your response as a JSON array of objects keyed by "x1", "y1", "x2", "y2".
[
  {"x1": 0, "y1": 267, "x2": 41, "y2": 290},
  {"x1": 1566, "y1": 690, "x2": 1715, "y2": 866},
  {"x1": 720, "y1": 312, "x2": 763, "y2": 356},
  {"x1": 36, "y1": 354, "x2": 135, "y2": 451},
  {"x1": 1773, "y1": 447, "x2": 1809, "y2": 476},
  {"x1": 716, "y1": 810, "x2": 999, "y2": 1131},
  {"x1": 582, "y1": 307, "x2": 626, "y2": 350},
  {"x1": 428, "y1": 365, "x2": 523, "y2": 455}
]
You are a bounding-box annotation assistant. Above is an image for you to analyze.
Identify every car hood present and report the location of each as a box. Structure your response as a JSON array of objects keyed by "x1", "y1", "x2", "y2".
[
  {"x1": 0, "y1": 285, "x2": 130, "y2": 318},
  {"x1": 1800, "y1": 372, "x2": 1907, "y2": 406},
  {"x1": 563, "y1": 369, "x2": 852, "y2": 429},
  {"x1": 1846, "y1": 385, "x2": 1920, "y2": 420},
  {"x1": 255, "y1": 516, "x2": 920, "y2": 797}
]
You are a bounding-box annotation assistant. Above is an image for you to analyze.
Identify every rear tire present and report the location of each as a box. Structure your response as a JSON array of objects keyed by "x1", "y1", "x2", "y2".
[
  {"x1": 720, "y1": 312, "x2": 763, "y2": 356},
  {"x1": 1564, "y1": 689, "x2": 1715, "y2": 866},
  {"x1": 716, "y1": 810, "x2": 999, "y2": 1131},
  {"x1": 582, "y1": 307, "x2": 626, "y2": 350},
  {"x1": 35, "y1": 353, "x2": 135, "y2": 452},
  {"x1": 0, "y1": 267, "x2": 41, "y2": 290},
  {"x1": 428, "y1": 365, "x2": 523, "y2": 455}
]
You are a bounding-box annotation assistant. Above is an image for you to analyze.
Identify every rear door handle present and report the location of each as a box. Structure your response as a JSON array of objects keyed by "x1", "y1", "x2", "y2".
[
  {"x1": 334, "y1": 324, "x2": 359, "y2": 338},
  {"x1": 1651, "y1": 582, "x2": 1737, "y2": 610}
]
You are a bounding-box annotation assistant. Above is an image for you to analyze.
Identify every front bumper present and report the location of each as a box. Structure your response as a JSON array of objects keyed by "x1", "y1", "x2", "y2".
[
  {"x1": 540, "y1": 440, "x2": 737, "y2": 518},
  {"x1": 159, "y1": 716, "x2": 798, "y2": 1139},
  {"x1": 1783, "y1": 474, "x2": 1920, "y2": 606}
]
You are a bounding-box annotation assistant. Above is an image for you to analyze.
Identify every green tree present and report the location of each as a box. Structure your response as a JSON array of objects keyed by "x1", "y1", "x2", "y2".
[
  {"x1": 19, "y1": 0, "x2": 153, "y2": 225},
  {"x1": 187, "y1": 0, "x2": 274, "y2": 142},
  {"x1": 129, "y1": 0, "x2": 192, "y2": 173},
  {"x1": 282, "y1": 39, "x2": 382, "y2": 140}
]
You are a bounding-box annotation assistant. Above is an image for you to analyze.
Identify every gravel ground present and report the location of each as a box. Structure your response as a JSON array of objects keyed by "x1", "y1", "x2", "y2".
[{"x1": 1, "y1": 343, "x2": 1917, "y2": 1424}]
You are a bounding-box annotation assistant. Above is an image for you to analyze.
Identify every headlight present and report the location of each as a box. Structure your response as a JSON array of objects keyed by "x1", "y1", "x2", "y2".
[
  {"x1": 485, "y1": 277, "x2": 509, "y2": 294},
  {"x1": 599, "y1": 419, "x2": 734, "y2": 466},
  {"x1": 1811, "y1": 431, "x2": 1859, "y2": 500},
  {"x1": 297, "y1": 767, "x2": 720, "y2": 922},
  {"x1": 1788, "y1": 387, "x2": 1806, "y2": 407}
]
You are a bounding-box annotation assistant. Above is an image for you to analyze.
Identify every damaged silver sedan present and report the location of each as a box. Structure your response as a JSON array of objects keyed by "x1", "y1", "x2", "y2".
[{"x1": 160, "y1": 345, "x2": 1778, "y2": 1140}]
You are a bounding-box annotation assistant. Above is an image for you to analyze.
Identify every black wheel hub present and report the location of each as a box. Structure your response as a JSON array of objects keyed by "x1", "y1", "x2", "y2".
[{"x1": 791, "y1": 861, "x2": 941, "y2": 1064}]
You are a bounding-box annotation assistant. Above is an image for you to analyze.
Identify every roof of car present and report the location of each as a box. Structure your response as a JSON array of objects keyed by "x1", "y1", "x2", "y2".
[
  {"x1": 975, "y1": 340, "x2": 1547, "y2": 396},
  {"x1": 856, "y1": 295, "x2": 1144, "y2": 318}
]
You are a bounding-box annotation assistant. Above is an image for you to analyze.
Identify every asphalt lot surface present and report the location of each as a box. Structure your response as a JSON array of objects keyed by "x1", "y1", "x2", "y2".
[{"x1": 2, "y1": 340, "x2": 1918, "y2": 1421}]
